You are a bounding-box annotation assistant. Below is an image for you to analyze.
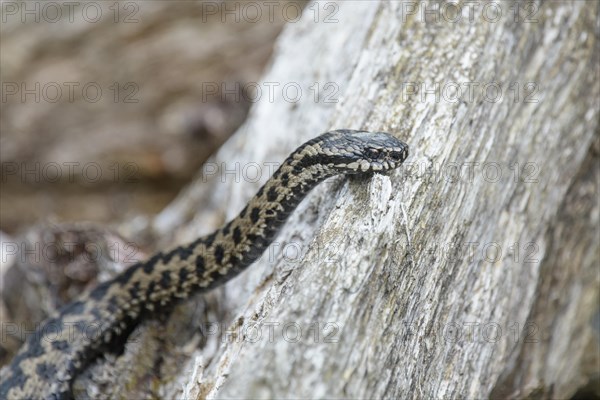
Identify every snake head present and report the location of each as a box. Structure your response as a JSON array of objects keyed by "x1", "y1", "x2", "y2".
[{"x1": 317, "y1": 129, "x2": 409, "y2": 174}]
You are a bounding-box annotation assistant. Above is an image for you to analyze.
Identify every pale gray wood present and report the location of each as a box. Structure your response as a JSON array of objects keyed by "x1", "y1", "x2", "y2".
[{"x1": 154, "y1": 1, "x2": 598, "y2": 399}]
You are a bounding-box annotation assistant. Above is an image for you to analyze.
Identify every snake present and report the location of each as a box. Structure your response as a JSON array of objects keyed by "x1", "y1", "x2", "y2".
[{"x1": 0, "y1": 129, "x2": 409, "y2": 399}]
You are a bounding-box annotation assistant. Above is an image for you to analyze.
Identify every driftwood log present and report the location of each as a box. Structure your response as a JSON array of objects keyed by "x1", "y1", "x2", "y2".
[{"x1": 3, "y1": 1, "x2": 599, "y2": 399}]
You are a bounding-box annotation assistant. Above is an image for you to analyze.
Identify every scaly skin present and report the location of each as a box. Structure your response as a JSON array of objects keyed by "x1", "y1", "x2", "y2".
[{"x1": 0, "y1": 129, "x2": 409, "y2": 399}]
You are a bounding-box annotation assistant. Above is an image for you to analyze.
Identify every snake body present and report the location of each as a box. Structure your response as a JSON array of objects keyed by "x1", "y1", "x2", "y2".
[{"x1": 0, "y1": 129, "x2": 409, "y2": 399}]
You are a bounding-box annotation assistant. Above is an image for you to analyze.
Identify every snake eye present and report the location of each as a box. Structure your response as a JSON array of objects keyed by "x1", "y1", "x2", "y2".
[{"x1": 364, "y1": 148, "x2": 380, "y2": 160}]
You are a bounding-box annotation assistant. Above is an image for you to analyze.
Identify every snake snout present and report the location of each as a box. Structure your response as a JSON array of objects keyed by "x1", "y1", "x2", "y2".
[{"x1": 388, "y1": 146, "x2": 409, "y2": 163}]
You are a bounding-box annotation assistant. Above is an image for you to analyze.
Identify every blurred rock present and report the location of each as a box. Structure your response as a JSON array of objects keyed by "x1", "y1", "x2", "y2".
[{"x1": 0, "y1": 0, "x2": 302, "y2": 232}]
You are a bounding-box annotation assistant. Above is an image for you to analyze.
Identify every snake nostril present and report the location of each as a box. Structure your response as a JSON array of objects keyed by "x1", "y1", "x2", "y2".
[{"x1": 389, "y1": 151, "x2": 401, "y2": 161}]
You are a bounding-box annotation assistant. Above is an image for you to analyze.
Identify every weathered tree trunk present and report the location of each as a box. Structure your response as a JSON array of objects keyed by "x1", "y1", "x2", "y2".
[
  {"x1": 5, "y1": 1, "x2": 598, "y2": 399},
  {"x1": 141, "y1": 1, "x2": 599, "y2": 398}
]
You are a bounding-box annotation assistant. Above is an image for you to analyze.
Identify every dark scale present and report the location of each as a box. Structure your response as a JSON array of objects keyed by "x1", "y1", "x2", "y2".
[
  {"x1": 51, "y1": 341, "x2": 70, "y2": 353},
  {"x1": 127, "y1": 281, "x2": 141, "y2": 299},
  {"x1": 115, "y1": 264, "x2": 139, "y2": 287},
  {"x1": 204, "y1": 232, "x2": 217, "y2": 247},
  {"x1": 232, "y1": 227, "x2": 242, "y2": 244},
  {"x1": 161, "y1": 248, "x2": 178, "y2": 264},
  {"x1": 35, "y1": 363, "x2": 57, "y2": 381},
  {"x1": 214, "y1": 245, "x2": 225, "y2": 264},
  {"x1": 177, "y1": 245, "x2": 194, "y2": 260},
  {"x1": 160, "y1": 271, "x2": 171, "y2": 289},
  {"x1": 179, "y1": 268, "x2": 189, "y2": 282},
  {"x1": 64, "y1": 301, "x2": 86, "y2": 315},
  {"x1": 145, "y1": 281, "x2": 156, "y2": 301},
  {"x1": 267, "y1": 186, "x2": 278, "y2": 202},
  {"x1": 250, "y1": 207, "x2": 261, "y2": 223},
  {"x1": 142, "y1": 256, "x2": 158, "y2": 274},
  {"x1": 90, "y1": 307, "x2": 104, "y2": 321},
  {"x1": 195, "y1": 255, "x2": 205, "y2": 272},
  {"x1": 222, "y1": 221, "x2": 232, "y2": 235},
  {"x1": 229, "y1": 254, "x2": 241, "y2": 266},
  {"x1": 88, "y1": 280, "x2": 111, "y2": 301}
]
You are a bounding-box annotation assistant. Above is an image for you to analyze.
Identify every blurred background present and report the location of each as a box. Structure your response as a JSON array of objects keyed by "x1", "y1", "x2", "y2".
[
  {"x1": 0, "y1": 0, "x2": 307, "y2": 367},
  {"x1": 1, "y1": 1, "x2": 306, "y2": 233}
]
